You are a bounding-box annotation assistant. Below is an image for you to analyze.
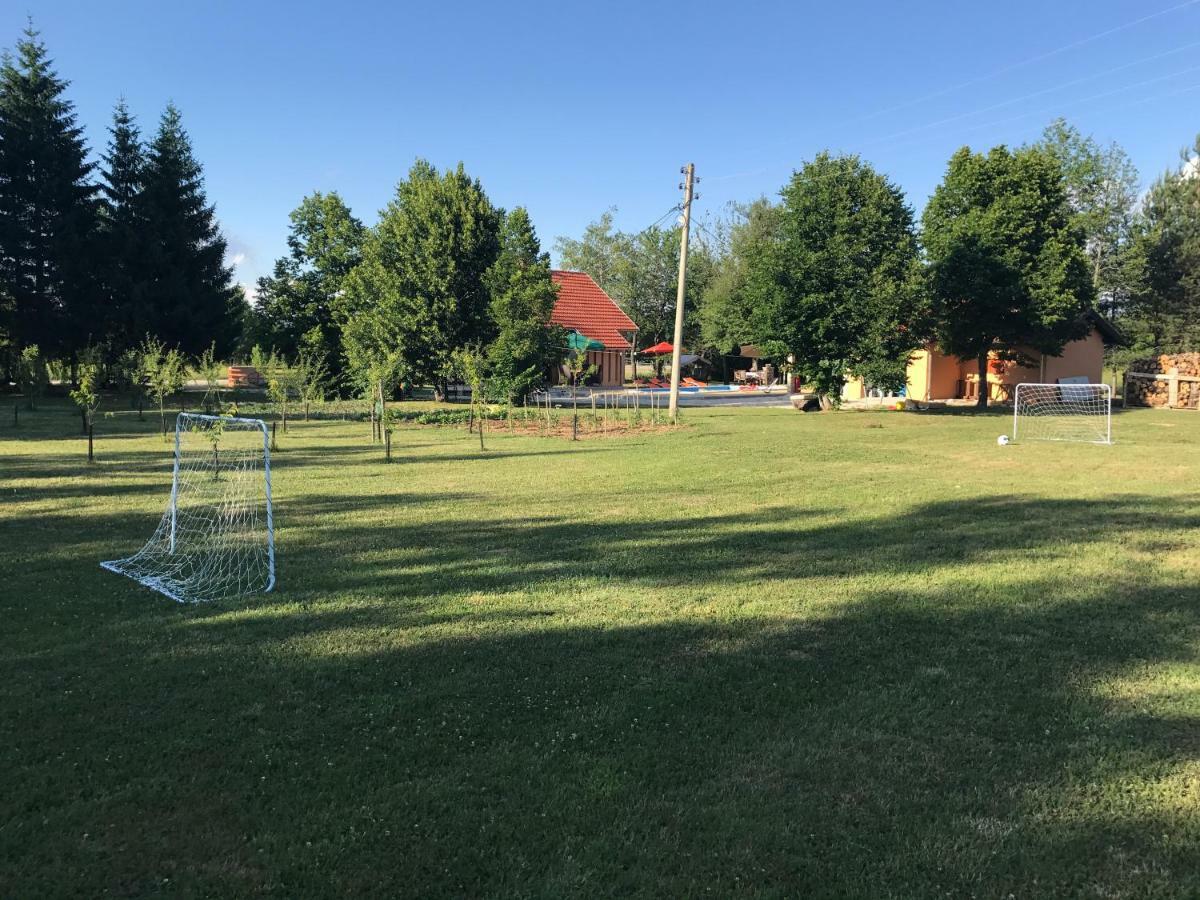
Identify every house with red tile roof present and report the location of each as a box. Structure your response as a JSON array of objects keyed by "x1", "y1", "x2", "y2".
[{"x1": 549, "y1": 270, "x2": 638, "y2": 387}]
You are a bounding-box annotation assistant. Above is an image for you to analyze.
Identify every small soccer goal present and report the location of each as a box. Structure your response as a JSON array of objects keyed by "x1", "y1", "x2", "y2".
[
  {"x1": 1011, "y1": 382, "x2": 1112, "y2": 445},
  {"x1": 101, "y1": 413, "x2": 276, "y2": 603}
]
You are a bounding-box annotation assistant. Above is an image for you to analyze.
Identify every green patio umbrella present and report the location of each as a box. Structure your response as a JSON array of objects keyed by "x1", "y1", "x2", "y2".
[{"x1": 566, "y1": 331, "x2": 604, "y2": 351}]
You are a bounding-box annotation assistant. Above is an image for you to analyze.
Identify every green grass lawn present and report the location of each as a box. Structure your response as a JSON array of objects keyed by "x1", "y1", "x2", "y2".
[{"x1": 2, "y1": 398, "x2": 1198, "y2": 897}]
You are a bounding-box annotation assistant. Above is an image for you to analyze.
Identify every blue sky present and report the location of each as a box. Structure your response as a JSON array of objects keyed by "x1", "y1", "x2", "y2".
[{"x1": 10, "y1": 0, "x2": 1200, "y2": 293}]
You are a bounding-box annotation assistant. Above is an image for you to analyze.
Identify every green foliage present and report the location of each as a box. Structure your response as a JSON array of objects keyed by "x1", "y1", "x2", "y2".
[
  {"x1": 1117, "y1": 137, "x2": 1200, "y2": 356},
  {"x1": 97, "y1": 100, "x2": 150, "y2": 357},
  {"x1": 196, "y1": 342, "x2": 225, "y2": 412},
  {"x1": 69, "y1": 352, "x2": 101, "y2": 427},
  {"x1": 923, "y1": 144, "x2": 1095, "y2": 406},
  {"x1": 1036, "y1": 119, "x2": 1140, "y2": 322},
  {"x1": 0, "y1": 25, "x2": 99, "y2": 359},
  {"x1": 140, "y1": 335, "x2": 185, "y2": 434},
  {"x1": 564, "y1": 345, "x2": 597, "y2": 392},
  {"x1": 296, "y1": 329, "x2": 331, "y2": 417},
  {"x1": 138, "y1": 104, "x2": 241, "y2": 356},
  {"x1": 251, "y1": 191, "x2": 364, "y2": 387},
  {"x1": 114, "y1": 347, "x2": 143, "y2": 410},
  {"x1": 622, "y1": 225, "x2": 716, "y2": 353},
  {"x1": 18, "y1": 344, "x2": 48, "y2": 409},
  {"x1": 552, "y1": 208, "x2": 626, "y2": 290},
  {"x1": 192, "y1": 407, "x2": 231, "y2": 478},
  {"x1": 555, "y1": 211, "x2": 717, "y2": 354},
  {"x1": 262, "y1": 351, "x2": 302, "y2": 430},
  {"x1": 485, "y1": 208, "x2": 561, "y2": 401},
  {"x1": 563, "y1": 345, "x2": 598, "y2": 440},
  {"x1": 341, "y1": 160, "x2": 502, "y2": 393},
  {"x1": 745, "y1": 152, "x2": 925, "y2": 398},
  {"x1": 451, "y1": 345, "x2": 490, "y2": 450},
  {"x1": 699, "y1": 199, "x2": 782, "y2": 357}
]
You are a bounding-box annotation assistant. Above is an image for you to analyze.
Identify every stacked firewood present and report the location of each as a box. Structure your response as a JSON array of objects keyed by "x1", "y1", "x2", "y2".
[{"x1": 1126, "y1": 353, "x2": 1200, "y2": 407}]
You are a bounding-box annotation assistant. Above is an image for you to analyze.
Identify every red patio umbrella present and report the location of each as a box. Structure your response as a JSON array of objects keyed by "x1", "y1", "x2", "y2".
[{"x1": 642, "y1": 341, "x2": 675, "y2": 355}]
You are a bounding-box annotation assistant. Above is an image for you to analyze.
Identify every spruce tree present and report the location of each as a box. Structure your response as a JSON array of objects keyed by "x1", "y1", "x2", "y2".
[
  {"x1": 139, "y1": 103, "x2": 241, "y2": 355},
  {"x1": 98, "y1": 99, "x2": 149, "y2": 355},
  {"x1": 0, "y1": 25, "x2": 98, "y2": 361}
]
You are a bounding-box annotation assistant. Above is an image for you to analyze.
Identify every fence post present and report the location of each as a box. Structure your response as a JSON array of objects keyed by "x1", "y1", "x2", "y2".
[{"x1": 1168, "y1": 367, "x2": 1180, "y2": 408}]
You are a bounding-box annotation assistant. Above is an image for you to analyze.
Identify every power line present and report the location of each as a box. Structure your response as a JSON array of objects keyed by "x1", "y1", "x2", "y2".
[
  {"x1": 863, "y1": 61, "x2": 1200, "y2": 150},
  {"x1": 706, "y1": 1, "x2": 1200, "y2": 182},
  {"x1": 883, "y1": 76, "x2": 1200, "y2": 156},
  {"x1": 859, "y1": 42, "x2": 1200, "y2": 148},
  {"x1": 707, "y1": 61, "x2": 1200, "y2": 185},
  {"x1": 644, "y1": 204, "x2": 682, "y2": 232},
  {"x1": 831, "y1": 0, "x2": 1200, "y2": 130}
]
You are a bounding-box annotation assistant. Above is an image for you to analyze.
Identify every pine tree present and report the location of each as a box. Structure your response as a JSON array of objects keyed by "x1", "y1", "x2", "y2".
[
  {"x1": 97, "y1": 99, "x2": 149, "y2": 355},
  {"x1": 0, "y1": 24, "x2": 99, "y2": 362},
  {"x1": 139, "y1": 103, "x2": 241, "y2": 356},
  {"x1": 486, "y1": 207, "x2": 561, "y2": 400}
]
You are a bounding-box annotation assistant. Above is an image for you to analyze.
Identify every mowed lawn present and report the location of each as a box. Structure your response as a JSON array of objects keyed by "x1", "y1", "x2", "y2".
[{"x1": 2, "y1": 399, "x2": 1199, "y2": 897}]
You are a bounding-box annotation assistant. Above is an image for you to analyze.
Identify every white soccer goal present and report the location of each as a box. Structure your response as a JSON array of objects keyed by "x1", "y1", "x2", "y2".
[
  {"x1": 102, "y1": 413, "x2": 276, "y2": 603},
  {"x1": 1012, "y1": 382, "x2": 1112, "y2": 444}
]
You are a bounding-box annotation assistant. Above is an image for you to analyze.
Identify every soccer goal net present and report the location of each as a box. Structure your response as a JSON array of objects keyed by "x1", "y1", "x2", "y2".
[
  {"x1": 101, "y1": 413, "x2": 276, "y2": 603},
  {"x1": 1012, "y1": 382, "x2": 1112, "y2": 444}
]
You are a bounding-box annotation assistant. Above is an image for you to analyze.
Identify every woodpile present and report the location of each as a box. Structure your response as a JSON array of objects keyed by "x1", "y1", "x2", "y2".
[{"x1": 1126, "y1": 353, "x2": 1200, "y2": 408}]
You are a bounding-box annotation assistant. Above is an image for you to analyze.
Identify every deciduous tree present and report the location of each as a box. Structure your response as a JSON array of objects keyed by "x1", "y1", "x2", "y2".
[
  {"x1": 923, "y1": 145, "x2": 1095, "y2": 408},
  {"x1": 1037, "y1": 120, "x2": 1140, "y2": 321},
  {"x1": 552, "y1": 209, "x2": 628, "y2": 295},
  {"x1": 745, "y1": 153, "x2": 925, "y2": 399},
  {"x1": 341, "y1": 160, "x2": 502, "y2": 396},
  {"x1": 555, "y1": 213, "x2": 715, "y2": 369},
  {"x1": 485, "y1": 207, "x2": 561, "y2": 401},
  {"x1": 1121, "y1": 137, "x2": 1200, "y2": 353},
  {"x1": 252, "y1": 191, "x2": 364, "y2": 384},
  {"x1": 699, "y1": 199, "x2": 781, "y2": 368}
]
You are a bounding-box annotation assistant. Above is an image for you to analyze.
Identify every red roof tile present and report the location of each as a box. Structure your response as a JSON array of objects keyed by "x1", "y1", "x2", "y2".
[{"x1": 549, "y1": 270, "x2": 638, "y2": 351}]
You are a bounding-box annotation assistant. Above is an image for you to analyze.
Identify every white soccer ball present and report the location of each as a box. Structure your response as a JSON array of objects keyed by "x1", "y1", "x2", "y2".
[{"x1": 997, "y1": 434, "x2": 1010, "y2": 446}]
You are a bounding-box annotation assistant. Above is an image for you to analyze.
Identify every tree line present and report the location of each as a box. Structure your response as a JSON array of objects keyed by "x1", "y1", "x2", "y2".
[
  {"x1": 0, "y1": 26, "x2": 240, "y2": 386},
  {"x1": 559, "y1": 122, "x2": 1200, "y2": 407},
  {"x1": 4, "y1": 23, "x2": 1197, "y2": 413},
  {"x1": 246, "y1": 162, "x2": 564, "y2": 406}
]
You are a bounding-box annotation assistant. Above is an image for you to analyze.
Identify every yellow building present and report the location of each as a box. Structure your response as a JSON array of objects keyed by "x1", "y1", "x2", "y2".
[{"x1": 843, "y1": 315, "x2": 1120, "y2": 403}]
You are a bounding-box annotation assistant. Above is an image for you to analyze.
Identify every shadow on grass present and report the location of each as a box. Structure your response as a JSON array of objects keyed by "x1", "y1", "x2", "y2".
[
  {"x1": 5, "y1": 572, "x2": 1196, "y2": 895},
  {"x1": 255, "y1": 492, "x2": 1200, "y2": 613},
  {"x1": 5, "y1": 437, "x2": 1200, "y2": 894}
]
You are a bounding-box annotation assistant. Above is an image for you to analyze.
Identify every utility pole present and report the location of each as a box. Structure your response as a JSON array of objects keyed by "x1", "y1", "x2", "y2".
[{"x1": 668, "y1": 163, "x2": 696, "y2": 423}]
